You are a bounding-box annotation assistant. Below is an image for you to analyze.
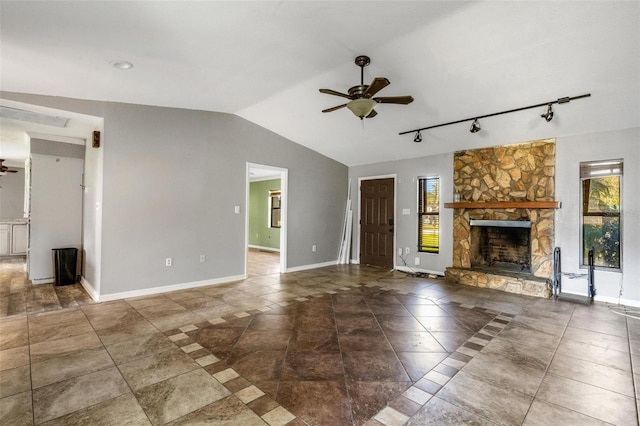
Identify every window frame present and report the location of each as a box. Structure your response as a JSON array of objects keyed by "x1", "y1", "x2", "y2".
[
  {"x1": 269, "y1": 190, "x2": 281, "y2": 229},
  {"x1": 417, "y1": 176, "x2": 440, "y2": 254},
  {"x1": 579, "y1": 159, "x2": 623, "y2": 272}
]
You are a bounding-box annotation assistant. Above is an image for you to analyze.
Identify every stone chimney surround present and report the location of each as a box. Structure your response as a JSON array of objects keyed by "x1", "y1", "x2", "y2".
[{"x1": 444, "y1": 139, "x2": 557, "y2": 298}]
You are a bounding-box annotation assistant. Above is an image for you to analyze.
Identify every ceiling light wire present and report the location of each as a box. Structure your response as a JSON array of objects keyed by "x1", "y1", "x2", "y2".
[{"x1": 399, "y1": 93, "x2": 590, "y2": 138}]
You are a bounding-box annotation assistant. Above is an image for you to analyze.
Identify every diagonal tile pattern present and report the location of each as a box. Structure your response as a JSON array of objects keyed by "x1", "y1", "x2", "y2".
[{"x1": 1, "y1": 254, "x2": 639, "y2": 425}]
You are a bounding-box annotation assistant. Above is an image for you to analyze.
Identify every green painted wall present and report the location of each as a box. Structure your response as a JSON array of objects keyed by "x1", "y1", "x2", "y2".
[{"x1": 249, "y1": 178, "x2": 280, "y2": 249}]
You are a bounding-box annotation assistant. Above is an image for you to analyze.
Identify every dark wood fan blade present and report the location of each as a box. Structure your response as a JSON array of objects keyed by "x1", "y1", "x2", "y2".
[
  {"x1": 319, "y1": 89, "x2": 352, "y2": 99},
  {"x1": 322, "y1": 104, "x2": 347, "y2": 113},
  {"x1": 373, "y1": 96, "x2": 414, "y2": 105},
  {"x1": 363, "y1": 77, "x2": 390, "y2": 98},
  {"x1": 5, "y1": 169, "x2": 18, "y2": 173},
  {"x1": 366, "y1": 109, "x2": 378, "y2": 118}
]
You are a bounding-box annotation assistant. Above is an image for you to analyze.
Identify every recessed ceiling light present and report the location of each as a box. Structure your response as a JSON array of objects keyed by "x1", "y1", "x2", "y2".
[{"x1": 112, "y1": 61, "x2": 133, "y2": 70}]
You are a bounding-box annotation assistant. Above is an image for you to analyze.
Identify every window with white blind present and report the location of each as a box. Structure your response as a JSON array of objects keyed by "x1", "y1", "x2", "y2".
[
  {"x1": 580, "y1": 160, "x2": 622, "y2": 270},
  {"x1": 418, "y1": 176, "x2": 440, "y2": 253}
]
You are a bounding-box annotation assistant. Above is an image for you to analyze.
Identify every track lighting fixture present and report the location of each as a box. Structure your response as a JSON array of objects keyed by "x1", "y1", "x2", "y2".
[
  {"x1": 399, "y1": 93, "x2": 590, "y2": 138},
  {"x1": 541, "y1": 104, "x2": 554, "y2": 122},
  {"x1": 469, "y1": 119, "x2": 481, "y2": 133}
]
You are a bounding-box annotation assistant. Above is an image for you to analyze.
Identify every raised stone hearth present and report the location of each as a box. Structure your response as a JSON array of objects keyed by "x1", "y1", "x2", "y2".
[
  {"x1": 445, "y1": 267, "x2": 551, "y2": 298},
  {"x1": 445, "y1": 139, "x2": 556, "y2": 298}
]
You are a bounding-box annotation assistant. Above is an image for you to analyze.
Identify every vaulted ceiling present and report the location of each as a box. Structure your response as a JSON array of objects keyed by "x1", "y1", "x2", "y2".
[{"x1": 1, "y1": 1, "x2": 638, "y2": 167}]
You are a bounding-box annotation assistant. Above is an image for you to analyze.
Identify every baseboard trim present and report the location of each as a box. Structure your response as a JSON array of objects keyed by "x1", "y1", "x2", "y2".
[
  {"x1": 596, "y1": 295, "x2": 640, "y2": 308},
  {"x1": 286, "y1": 260, "x2": 337, "y2": 273},
  {"x1": 80, "y1": 277, "x2": 100, "y2": 302},
  {"x1": 32, "y1": 277, "x2": 54, "y2": 285},
  {"x1": 98, "y1": 275, "x2": 246, "y2": 302},
  {"x1": 559, "y1": 289, "x2": 640, "y2": 308},
  {"x1": 248, "y1": 245, "x2": 280, "y2": 253}
]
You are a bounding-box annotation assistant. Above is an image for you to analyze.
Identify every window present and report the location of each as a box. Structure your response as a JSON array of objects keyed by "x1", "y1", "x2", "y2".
[
  {"x1": 580, "y1": 160, "x2": 622, "y2": 270},
  {"x1": 269, "y1": 190, "x2": 281, "y2": 228},
  {"x1": 418, "y1": 176, "x2": 440, "y2": 253}
]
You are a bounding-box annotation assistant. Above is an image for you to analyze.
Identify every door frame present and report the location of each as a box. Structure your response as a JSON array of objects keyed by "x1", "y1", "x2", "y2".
[
  {"x1": 356, "y1": 174, "x2": 397, "y2": 268},
  {"x1": 245, "y1": 162, "x2": 288, "y2": 276}
]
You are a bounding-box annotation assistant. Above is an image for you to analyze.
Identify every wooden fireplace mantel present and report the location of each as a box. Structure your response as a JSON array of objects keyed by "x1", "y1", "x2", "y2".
[{"x1": 444, "y1": 201, "x2": 561, "y2": 209}]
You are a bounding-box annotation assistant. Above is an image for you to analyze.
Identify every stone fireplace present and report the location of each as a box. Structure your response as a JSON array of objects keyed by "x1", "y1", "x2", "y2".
[{"x1": 444, "y1": 139, "x2": 557, "y2": 298}]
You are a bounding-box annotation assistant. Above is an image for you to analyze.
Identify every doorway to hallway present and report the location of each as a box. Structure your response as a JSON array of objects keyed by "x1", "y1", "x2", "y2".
[{"x1": 246, "y1": 163, "x2": 288, "y2": 277}]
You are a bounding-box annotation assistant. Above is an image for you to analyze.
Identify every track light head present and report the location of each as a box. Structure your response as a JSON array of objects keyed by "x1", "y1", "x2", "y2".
[
  {"x1": 413, "y1": 131, "x2": 422, "y2": 143},
  {"x1": 470, "y1": 118, "x2": 481, "y2": 133},
  {"x1": 541, "y1": 104, "x2": 554, "y2": 122}
]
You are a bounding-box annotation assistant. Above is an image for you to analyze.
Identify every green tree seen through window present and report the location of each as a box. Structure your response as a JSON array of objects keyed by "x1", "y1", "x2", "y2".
[{"x1": 581, "y1": 163, "x2": 622, "y2": 270}]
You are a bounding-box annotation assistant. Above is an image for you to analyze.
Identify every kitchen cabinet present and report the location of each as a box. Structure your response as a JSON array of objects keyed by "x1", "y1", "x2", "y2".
[
  {"x1": 0, "y1": 224, "x2": 9, "y2": 255},
  {"x1": 0, "y1": 221, "x2": 28, "y2": 256},
  {"x1": 11, "y1": 224, "x2": 28, "y2": 255}
]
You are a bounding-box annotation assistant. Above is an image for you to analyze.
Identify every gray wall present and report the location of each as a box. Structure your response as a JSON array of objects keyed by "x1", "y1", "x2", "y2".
[
  {"x1": 1, "y1": 92, "x2": 348, "y2": 298},
  {"x1": 350, "y1": 129, "x2": 640, "y2": 304},
  {"x1": 555, "y1": 127, "x2": 640, "y2": 303},
  {"x1": 0, "y1": 167, "x2": 25, "y2": 220},
  {"x1": 349, "y1": 153, "x2": 454, "y2": 275}
]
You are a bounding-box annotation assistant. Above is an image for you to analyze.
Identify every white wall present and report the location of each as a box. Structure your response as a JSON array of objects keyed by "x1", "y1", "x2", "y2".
[
  {"x1": 29, "y1": 154, "x2": 83, "y2": 283},
  {"x1": 555, "y1": 127, "x2": 640, "y2": 305},
  {"x1": 81, "y1": 123, "x2": 104, "y2": 299}
]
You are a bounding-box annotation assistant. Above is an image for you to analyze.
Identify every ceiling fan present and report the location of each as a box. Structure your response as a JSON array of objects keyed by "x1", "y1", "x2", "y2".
[
  {"x1": 0, "y1": 159, "x2": 19, "y2": 174},
  {"x1": 319, "y1": 55, "x2": 414, "y2": 119}
]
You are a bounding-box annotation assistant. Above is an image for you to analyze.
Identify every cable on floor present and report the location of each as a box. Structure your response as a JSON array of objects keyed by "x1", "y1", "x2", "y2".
[{"x1": 608, "y1": 305, "x2": 640, "y2": 321}]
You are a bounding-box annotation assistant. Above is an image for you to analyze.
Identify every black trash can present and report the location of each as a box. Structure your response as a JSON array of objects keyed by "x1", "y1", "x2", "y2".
[{"x1": 52, "y1": 248, "x2": 78, "y2": 286}]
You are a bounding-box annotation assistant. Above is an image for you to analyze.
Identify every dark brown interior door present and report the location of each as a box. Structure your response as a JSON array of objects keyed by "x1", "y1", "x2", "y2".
[{"x1": 360, "y1": 178, "x2": 394, "y2": 268}]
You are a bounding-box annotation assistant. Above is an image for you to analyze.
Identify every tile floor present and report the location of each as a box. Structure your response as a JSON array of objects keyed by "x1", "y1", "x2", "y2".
[
  {"x1": 0, "y1": 256, "x2": 94, "y2": 317},
  {"x1": 1, "y1": 254, "x2": 639, "y2": 425}
]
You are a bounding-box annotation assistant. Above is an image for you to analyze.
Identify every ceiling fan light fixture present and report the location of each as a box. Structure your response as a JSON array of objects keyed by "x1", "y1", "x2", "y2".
[
  {"x1": 346, "y1": 98, "x2": 378, "y2": 119},
  {"x1": 470, "y1": 118, "x2": 481, "y2": 133}
]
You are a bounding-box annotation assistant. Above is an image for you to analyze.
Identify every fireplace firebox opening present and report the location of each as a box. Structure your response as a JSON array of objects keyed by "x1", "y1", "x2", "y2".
[{"x1": 470, "y1": 220, "x2": 532, "y2": 274}]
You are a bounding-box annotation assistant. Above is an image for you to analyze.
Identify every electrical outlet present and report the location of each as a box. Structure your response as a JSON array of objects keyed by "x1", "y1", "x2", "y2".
[
  {"x1": 405, "y1": 247, "x2": 410, "y2": 255},
  {"x1": 398, "y1": 248, "x2": 403, "y2": 256},
  {"x1": 165, "y1": 258, "x2": 172, "y2": 267},
  {"x1": 414, "y1": 257, "x2": 421, "y2": 266},
  {"x1": 312, "y1": 245, "x2": 317, "y2": 252},
  {"x1": 200, "y1": 254, "x2": 206, "y2": 263}
]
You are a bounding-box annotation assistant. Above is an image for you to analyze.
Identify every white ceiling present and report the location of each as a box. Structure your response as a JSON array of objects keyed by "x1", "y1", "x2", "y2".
[{"x1": 1, "y1": 1, "x2": 638, "y2": 167}]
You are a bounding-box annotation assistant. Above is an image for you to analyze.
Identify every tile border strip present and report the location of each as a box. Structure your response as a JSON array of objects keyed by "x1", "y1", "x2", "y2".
[{"x1": 370, "y1": 300, "x2": 515, "y2": 426}]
